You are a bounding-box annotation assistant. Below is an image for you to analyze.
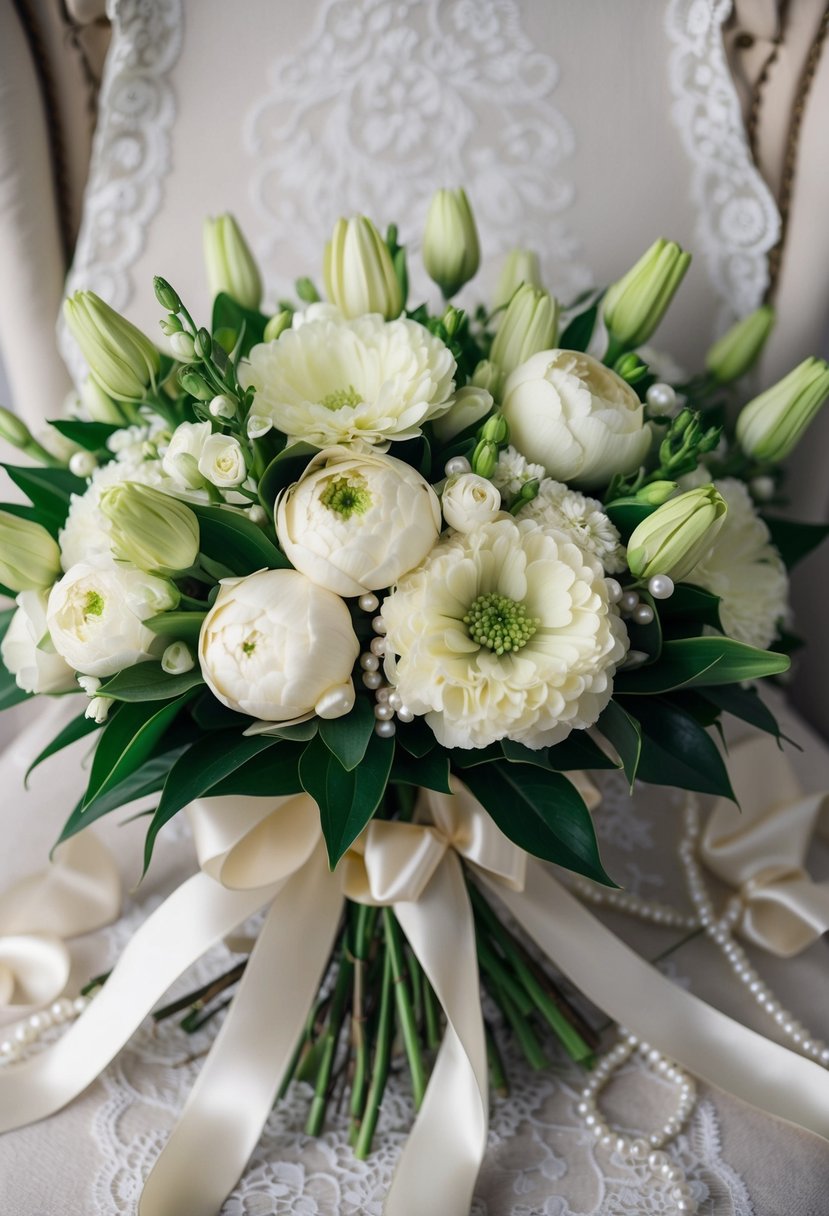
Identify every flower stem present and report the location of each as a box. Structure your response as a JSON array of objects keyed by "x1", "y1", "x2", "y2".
[
  {"x1": 491, "y1": 984, "x2": 548, "y2": 1071},
  {"x1": 476, "y1": 932, "x2": 534, "y2": 1016},
  {"x1": 354, "y1": 949, "x2": 394, "y2": 1160},
  {"x1": 348, "y1": 903, "x2": 376, "y2": 1144},
  {"x1": 422, "y1": 973, "x2": 442, "y2": 1051},
  {"x1": 485, "y1": 1021, "x2": 509, "y2": 1098},
  {"x1": 383, "y1": 909, "x2": 427, "y2": 1110},
  {"x1": 306, "y1": 950, "x2": 353, "y2": 1136}
]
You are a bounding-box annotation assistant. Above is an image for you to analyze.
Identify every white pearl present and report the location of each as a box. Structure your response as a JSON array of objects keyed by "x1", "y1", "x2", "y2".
[
  {"x1": 647, "y1": 574, "x2": 675, "y2": 599},
  {"x1": 629, "y1": 1138, "x2": 649, "y2": 1159},
  {"x1": 646, "y1": 382, "x2": 677, "y2": 415},
  {"x1": 314, "y1": 682, "x2": 356, "y2": 720},
  {"x1": 370, "y1": 636, "x2": 386, "y2": 657},
  {"x1": 362, "y1": 671, "x2": 383, "y2": 690},
  {"x1": 750, "y1": 475, "x2": 775, "y2": 502},
  {"x1": 605, "y1": 578, "x2": 623, "y2": 604},
  {"x1": 633, "y1": 603, "x2": 655, "y2": 625},
  {"x1": 358, "y1": 593, "x2": 380, "y2": 613},
  {"x1": 374, "y1": 719, "x2": 396, "y2": 738},
  {"x1": 69, "y1": 450, "x2": 97, "y2": 478},
  {"x1": 396, "y1": 707, "x2": 415, "y2": 724},
  {"x1": 51, "y1": 998, "x2": 73, "y2": 1024},
  {"x1": 371, "y1": 616, "x2": 387, "y2": 635},
  {"x1": 29, "y1": 1012, "x2": 51, "y2": 1033},
  {"x1": 388, "y1": 691, "x2": 403, "y2": 711},
  {"x1": 360, "y1": 653, "x2": 379, "y2": 672},
  {"x1": 248, "y1": 505, "x2": 267, "y2": 526},
  {"x1": 14, "y1": 1023, "x2": 37, "y2": 1045},
  {"x1": 376, "y1": 687, "x2": 391, "y2": 703},
  {"x1": 73, "y1": 996, "x2": 89, "y2": 1016},
  {"x1": 445, "y1": 456, "x2": 472, "y2": 476},
  {"x1": 374, "y1": 703, "x2": 394, "y2": 721},
  {"x1": 620, "y1": 590, "x2": 640, "y2": 613}
]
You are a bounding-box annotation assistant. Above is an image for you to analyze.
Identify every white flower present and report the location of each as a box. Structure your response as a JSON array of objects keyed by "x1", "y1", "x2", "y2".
[
  {"x1": 198, "y1": 433, "x2": 247, "y2": 488},
  {"x1": 198, "y1": 569, "x2": 360, "y2": 721},
  {"x1": 517, "y1": 479, "x2": 626, "y2": 573},
  {"x1": 162, "y1": 421, "x2": 212, "y2": 488},
  {"x1": 501, "y1": 349, "x2": 650, "y2": 489},
  {"x1": 686, "y1": 478, "x2": 789, "y2": 650},
  {"x1": 161, "y1": 641, "x2": 195, "y2": 674},
  {"x1": 276, "y1": 447, "x2": 440, "y2": 597},
  {"x1": 1, "y1": 591, "x2": 76, "y2": 693},
  {"x1": 85, "y1": 697, "x2": 114, "y2": 723},
  {"x1": 239, "y1": 311, "x2": 456, "y2": 449},
  {"x1": 381, "y1": 516, "x2": 627, "y2": 750},
  {"x1": 490, "y1": 445, "x2": 546, "y2": 503},
  {"x1": 431, "y1": 385, "x2": 493, "y2": 443},
  {"x1": 47, "y1": 562, "x2": 177, "y2": 677},
  {"x1": 441, "y1": 474, "x2": 501, "y2": 533}
]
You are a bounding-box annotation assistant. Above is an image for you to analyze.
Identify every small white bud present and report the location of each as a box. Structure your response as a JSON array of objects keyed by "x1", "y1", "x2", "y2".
[{"x1": 161, "y1": 641, "x2": 195, "y2": 675}]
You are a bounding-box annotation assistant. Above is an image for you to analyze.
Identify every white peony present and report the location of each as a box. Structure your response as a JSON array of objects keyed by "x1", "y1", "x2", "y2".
[
  {"x1": 1, "y1": 591, "x2": 77, "y2": 693},
  {"x1": 197, "y1": 433, "x2": 247, "y2": 488},
  {"x1": 198, "y1": 569, "x2": 360, "y2": 721},
  {"x1": 276, "y1": 447, "x2": 441, "y2": 597},
  {"x1": 501, "y1": 349, "x2": 650, "y2": 489},
  {"x1": 490, "y1": 445, "x2": 546, "y2": 504},
  {"x1": 239, "y1": 309, "x2": 456, "y2": 449},
  {"x1": 441, "y1": 473, "x2": 502, "y2": 533},
  {"x1": 686, "y1": 478, "x2": 789, "y2": 650},
  {"x1": 381, "y1": 515, "x2": 628, "y2": 750},
  {"x1": 517, "y1": 479, "x2": 626, "y2": 573},
  {"x1": 47, "y1": 562, "x2": 177, "y2": 677}
]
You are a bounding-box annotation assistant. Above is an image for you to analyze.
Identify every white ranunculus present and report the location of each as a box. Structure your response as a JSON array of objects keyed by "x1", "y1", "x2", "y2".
[
  {"x1": 501, "y1": 349, "x2": 650, "y2": 489},
  {"x1": 441, "y1": 474, "x2": 502, "y2": 533},
  {"x1": 685, "y1": 478, "x2": 789, "y2": 650},
  {"x1": 197, "y1": 433, "x2": 247, "y2": 488},
  {"x1": 198, "y1": 569, "x2": 360, "y2": 721},
  {"x1": 381, "y1": 516, "x2": 627, "y2": 750},
  {"x1": 239, "y1": 311, "x2": 456, "y2": 449},
  {"x1": 276, "y1": 447, "x2": 441, "y2": 597},
  {"x1": 1, "y1": 591, "x2": 77, "y2": 693},
  {"x1": 517, "y1": 479, "x2": 625, "y2": 573},
  {"x1": 47, "y1": 562, "x2": 177, "y2": 677}
]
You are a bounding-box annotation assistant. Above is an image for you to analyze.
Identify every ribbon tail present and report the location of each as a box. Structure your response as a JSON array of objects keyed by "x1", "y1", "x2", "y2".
[
  {"x1": 485, "y1": 860, "x2": 829, "y2": 1139},
  {"x1": 0, "y1": 872, "x2": 273, "y2": 1132},
  {"x1": 139, "y1": 841, "x2": 343, "y2": 1216},
  {"x1": 388, "y1": 853, "x2": 488, "y2": 1216}
]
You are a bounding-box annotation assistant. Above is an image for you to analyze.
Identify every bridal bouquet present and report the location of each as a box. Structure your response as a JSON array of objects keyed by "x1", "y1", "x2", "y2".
[{"x1": 1, "y1": 191, "x2": 828, "y2": 1215}]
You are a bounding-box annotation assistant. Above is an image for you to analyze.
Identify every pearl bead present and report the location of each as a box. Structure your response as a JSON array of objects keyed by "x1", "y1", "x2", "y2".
[
  {"x1": 73, "y1": 996, "x2": 89, "y2": 1016},
  {"x1": 388, "y1": 691, "x2": 403, "y2": 711},
  {"x1": 362, "y1": 671, "x2": 383, "y2": 690},
  {"x1": 374, "y1": 719, "x2": 396, "y2": 738},
  {"x1": 28, "y1": 1011, "x2": 51, "y2": 1033},
  {"x1": 14, "y1": 1023, "x2": 36, "y2": 1045},
  {"x1": 69, "y1": 450, "x2": 97, "y2": 478},
  {"x1": 248, "y1": 505, "x2": 267, "y2": 525},
  {"x1": 605, "y1": 578, "x2": 623, "y2": 604},
  {"x1": 445, "y1": 456, "x2": 472, "y2": 477},
  {"x1": 647, "y1": 574, "x2": 674, "y2": 600},
  {"x1": 633, "y1": 603, "x2": 655, "y2": 625},
  {"x1": 371, "y1": 616, "x2": 387, "y2": 635},
  {"x1": 374, "y1": 703, "x2": 394, "y2": 721},
  {"x1": 646, "y1": 382, "x2": 677, "y2": 415},
  {"x1": 370, "y1": 636, "x2": 386, "y2": 657},
  {"x1": 376, "y1": 687, "x2": 391, "y2": 703},
  {"x1": 358, "y1": 593, "x2": 380, "y2": 613},
  {"x1": 51, "y1": 998, "x2": 73, "y2": 1024},
  {"x1": 396, "y1": 707, "x2": 415, "y2": 724},
  {"x1": 314, "y1": 683, "x2": 356, "y2": 720},
  {"x1": 620, "y1": 590, "x2": 640, "y2": 613},
  {"x1": 360, "y1": 653, "x2": 379, "y2": 672}
]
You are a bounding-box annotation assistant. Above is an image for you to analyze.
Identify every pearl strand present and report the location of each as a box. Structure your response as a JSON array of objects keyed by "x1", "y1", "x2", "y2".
[
  {"x1": 357, "y1": 594, "x2": 416, "y2": 738},
  {"x1": 0, "y1": 992, "x2": 94, "y2": 1067},
  {"x1": 568, "y1": 874, "x2": 698, "y2": 930}
]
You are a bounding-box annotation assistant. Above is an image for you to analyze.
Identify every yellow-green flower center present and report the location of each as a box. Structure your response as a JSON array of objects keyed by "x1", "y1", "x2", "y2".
[
  {"x1": 319, "y1": 474, "x2": 372, "y2": 519},
  {"x1": 84, "y1": 590, "x2": 105, "y2": 618},
  {"x1": 319, "y1": 384, "x2": 362, "y2": 411},
  {"x1": 464, "y1": 592, "x2": 539, "y2": 655}
]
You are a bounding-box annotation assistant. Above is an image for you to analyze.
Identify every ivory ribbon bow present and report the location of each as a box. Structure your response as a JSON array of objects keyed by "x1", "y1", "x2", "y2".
[
  {"x1": 2, "y1": 779, "x2": 829, "y2": 1216},
  {"x1": 0, "y1": 834, "x2": 121, "y2": 1025},
  {"x1": 700, "y1": 735, "x2": 829, "y2": 956}
]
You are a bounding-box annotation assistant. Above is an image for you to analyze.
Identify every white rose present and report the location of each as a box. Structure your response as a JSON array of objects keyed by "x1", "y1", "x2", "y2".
[
  {"x1": 1, "y1": 590, "x2": 76, "y2": 693},
  {"x1": 47, "y1": 562, "x2": 177, "y2": 677},
  {"x1": 198, "y1": 569, "x2": 360, "y2": 721},
  {"x1": 276, "y1": 448, "x2": 441, "y2": 597},
  {"x1": 198, "y1": 433, "x2": 247, "y2": 488},
  {"x1": 162, "y1": 421, "x2": 212, "y2": 488},
  {"x1": 441, "y1": 474, "x2": 502, "y2": 533},
  {"x1": 501, "y1": 349, "x2": 651, "y2": 489}
]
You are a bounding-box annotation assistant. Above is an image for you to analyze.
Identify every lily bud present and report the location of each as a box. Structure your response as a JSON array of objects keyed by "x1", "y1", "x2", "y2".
[
  {"x1": 263, "y1": 310, "x2": 292, "y2": 342},
  {"x1": 153, "y1": 277, "x2": 182, "y2": 313},
  {"x1": 471, "y1": 438, "x2": 498, "y2": 479},
  {"x1": 479, "y1": 412, "x2": 509, "y2": 446},
  {"x1": 471, "y1": 359, "x2": 501, "y2": 395},
  {"x1": 603, "y1": 239, "x2": 691, "y2": 347},
  {"x1": 495, "y1": 248, "x2": 542, "y2": 309},
  {"x1": 169, "y1": 332, "x2": 196, "y2": 362},
  {"x1": 634, "y1": 480, "x2": 678, "y2": 506},
  {"x1": 705, "y1": 305, "x2": 775, "y2": 385},
  {"x1": 80, "y1": 379, "x2": 124, "y2": 424},
  {"x1": 626, "y1": 485, "x2": 727, "y2": 583},
  {"x1": 490, "y1": 284, "x2": 559, "y2": 379},
  {"x1": 736, "y1": 356, "x2": 829, "y2": 462},
  {"x1": 324, "y1": 215, "x2": 403, "y2": 319},
  {"x1": 100, "y1": 482, "x2": 200, "y2": 573},
  {"x1": 203, "y1": 214, "x2": 263, "y2": 310},
  {"x1": 0, "y1": 512, "x2": 61, "y2": 591},
  {"x1": 0, "y1": 406, "x2": 34, "y2": 449},
  {"x1": 178, "y1": 367, "x2": 214, "y2": 402},
  {"x1": 63, "y1": 291, "x2": 161, "y2": 401},
  {"x1": 422, "y1": 187, "x2": 481, "y2": 298}
]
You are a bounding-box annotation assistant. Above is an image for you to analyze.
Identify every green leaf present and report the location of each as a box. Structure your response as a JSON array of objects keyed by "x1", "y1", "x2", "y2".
[
  {"x1": 49, "y1": 420, "x2": 120, "y2": 451},
  {"x1": 460, "y1": 762, "x2": 615, "y2": 885},
  {"x1": 762, "y1": 516, "x2": 829, "y2": 570},
  {"x1": 3, "y1": 464, "x2": 85, "y2": 533},
  {"x1": 207, "y1": 742, "x2": 307, "y2": 797},
  {"x1": 98, "y1": 662, "x2": 204, "y2": 702},
  {"x1": 613, "y1": 636, "x2": 790, "y2": 695},
  {"x1": 82, "y1": 693, "x2": 196, "y2": 809},
  {"x1": 56, "y1": 746, "x2": 188, "y2": 848},
  {"x1": 300, "y1": 732, "x2": 394, "y2": 867},
  {"x1": 319, "y1": 696, "x2": 375, "y2": 772},
  {"x1": 211, "y1": 292, "x2": 267, "y2": 358},
  {"x1": 143, "y1": 612, "x2": 207, "y2": 645},
  {"x1": 189, "y1": 501, "x2": 288, "y2": 575},
  {"x1": 391, "y1": 748, "x2": 452, "y2": 793},
  {"x1": 395, "y1": 717, "x2": 436, "y2": 758},
  {"x1": 619, "y1": 697, "x2": 735, "y2": 799},
  {"x1": 246, "y1": 718, "x2": 319, "y2": 742},
  {"x1": 559, "y1": 301, "x2": 600, "y2": 352},
  {"x1": 258, "y1": 442, "x2": 319, "y2": 513},
  {"x1": 0, "y1": 501, "x2": 40, "y2": 524},
  {"x1": 604, "y1": 500, "x2": 656, "y2": 542},
  {"x1": 623, "y1": 589, "x2": 662, "y2": 663},
  {"x1": 0, "y1": 607, "x2": 32, "y2": 710},
  {"x1": 660, "y1": 583, "x2": 723, "y2": 634},
  {"x1": 450, "y1": 743, "x2": 504, "y2": 768},
  {"x1": 595, "y1": 700, "x2": 642, "y2": 787},
  {"x1": 700, "y1": 683, "x2": 789, "y2": 744},
  {"x1": 191, "y1": 692, "x2": 249, "y2": 731},
  {"x1": 25, "y1": 710, "x2": 102, "y2": 786},
  {"x1": 544, "y1": 732, "x2": 619, "y2": 772}
]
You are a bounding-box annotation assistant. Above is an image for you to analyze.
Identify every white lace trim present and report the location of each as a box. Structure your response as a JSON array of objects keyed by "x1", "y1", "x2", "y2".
[
  {"x1": 664, "y1": 0, "x2": 781, "y2": 331},
  {"x1": 57, "y1": 0, "x2": 184, "y2": 385}
]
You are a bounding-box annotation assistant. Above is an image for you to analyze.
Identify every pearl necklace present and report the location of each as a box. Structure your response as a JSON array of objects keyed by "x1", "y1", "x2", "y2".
[{"x1": 0, "y1": 991, "x2": 94, "y2": 1066}]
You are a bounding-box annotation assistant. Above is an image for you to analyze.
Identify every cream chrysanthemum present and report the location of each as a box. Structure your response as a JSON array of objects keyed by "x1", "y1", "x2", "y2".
[
  {"x1": 381, "y1": 516, "x2": 628, "y2": 750},
  {"x1": 686, "y1": 478, "x2": 788, "y2": 649},
  {"x1": 490, "y1": 445, "x2": 546, "y2": 503},
  {"x1": 239, "y1": 308, "x2": 456, "y2": 449},
  {"x1": 516, "y1": 478, "x2": 626, "y2": 573}
]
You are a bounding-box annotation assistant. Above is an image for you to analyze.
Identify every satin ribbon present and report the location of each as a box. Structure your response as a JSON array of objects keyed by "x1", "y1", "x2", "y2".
[
  {"x1": 0, "y1": 833, "x2": 121, "y2": 1025},
  {"x1": 700, "y1": 735, "x2": 829, "y2": 956},
  {"x1": 2, "y1": 776, "x2": 829, "y2": 1216}
]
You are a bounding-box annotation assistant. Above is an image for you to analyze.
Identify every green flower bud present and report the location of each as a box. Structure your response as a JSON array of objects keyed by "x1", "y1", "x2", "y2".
[
  {"x1": 0, "y1": 511, "x2": 61, "y2": 591},
  {"x1": 736, "y1": 356, "x2": 829, "y2": 462},
  {"x1": 442, "y1": 305, "x2": 464, "y2": 338},
  {"x1": 422, "y1": 187, "x2": 481, "y2": 298},
  {"x1": 603, "y1": 239, "x2": 691, "y2": 347},
  {"x1": 194, "y1": 328, "x2": 212, "y2": 360},
  {"x1": 471, "y1": 438, "x2": 498, "y2": 479},
  {"x1": 178, "y1": 367, "x2": 214, "y2": 402},
  {"x1": 153, "y1": 277, "x2": 182, "y2": 313},
  {"x1": 495, "y1": 248, "x2": 542, "y2": 309},
  {"x1": 100, "y1": 482, "x2": 200, "y2": 573},
  {"x1": 63, "y1": 291, "x2": 161, "y2": 402},
  {"x1": 613, "y1": 352, "x2": 649, "y2": 386},
  {"x1": 324, "y1": 216, "x2": 403, "y2": 320},
  {"x1": 635, "y1": 480, "x2": 678, "y2": 506},
  {"x1": 203, "y1": 213, "x2": 263, "y2": 310},
  {"x1": 705, "y1": 305, "x2": 775, "y2": 384},
  {"x1": 471, "y1": 359, "x2": 501, "y2": 396},
  {"x1": 490, "y1": 284, "x2": 559, "y2": 379},
  {"x1": 0, "y1": 406, "x2": 33, "y2": 449},
  {"x1": 169, "y1": 332, "x2": 196, "y2": 362},
  {"x1": 79, "y1": 379, "x2": 124, "y2": 424},
  {"x1": 295, "y1": 277, "x2": 321, "y2": 304},
  {"x1": 263, "y1": 310, "x2": 292, "y2": 342},
  {"x1": 627, "y1": 485, "x2": 727, "y2": 583},
  {"x1": 480, "y1": 412, "x2": 509, "y2": 445},
  {"x1": 159, "y1": 314, "x2": 183, "y2": 337}
]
